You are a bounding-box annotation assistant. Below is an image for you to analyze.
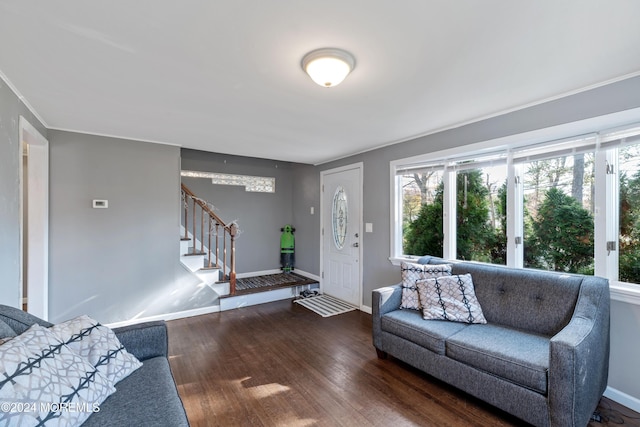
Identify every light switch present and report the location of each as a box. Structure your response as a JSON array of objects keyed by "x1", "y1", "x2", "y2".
[{"x1": 365, "y1": 223, "x2": 373, "y2": 233}]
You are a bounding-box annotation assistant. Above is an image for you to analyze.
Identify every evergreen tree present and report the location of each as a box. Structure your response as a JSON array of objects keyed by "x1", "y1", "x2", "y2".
[
  {"x1": 404, "y1": 169, "x2": 498, "y2": 261},
  {"x1": 528, "y1": 187, "x2": 594, "y2": 273},
  {"x1": 489, "y1": 182, "x2": 508, "y2": 265},
  {"x1": 620, "y1": 171, "x2": 640, "y2": 283},
  {"x1": 456, "y1": 170, "x2": 492, "y2": 261},
  {"x1": 404, "y1": 183, "x2": 444, "y2": 257}
]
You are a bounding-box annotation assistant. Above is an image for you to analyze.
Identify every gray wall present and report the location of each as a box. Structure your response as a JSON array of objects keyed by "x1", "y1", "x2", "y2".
[
  {"x1": 0, "y1": 81, "x2": 47, "y2": 308},
  {"x1": 47, "y1": 131, "x2": 195, "y2": 324},
  {"x1": 181, "y1": 149, "x2": 297, "y2": 274},
  {"x1": 291, "y1": 163, "x2": 320, "y2": 275},
  {"x1": 311, "y1": 74, "x2": 640, "y2": 403}
]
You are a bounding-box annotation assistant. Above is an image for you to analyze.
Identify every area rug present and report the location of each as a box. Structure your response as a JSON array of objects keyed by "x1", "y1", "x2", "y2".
[
  {"x1": 294, "y1": 294, "x2": 357, "y2": 318},
  {"x1": 236, "y1": 272, "x2": 317, "y2": 291}
]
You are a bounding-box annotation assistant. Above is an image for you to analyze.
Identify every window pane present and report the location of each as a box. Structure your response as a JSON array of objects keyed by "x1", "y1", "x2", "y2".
[
  {"x1": 522, "y1": 152, "x2": 595, "y2": 273},
  {"x1": 456, "y1": 166, "x2": 507, "y2": 264},
  {"x1": 401, "y1": 170, "x2": 444, "y2": 257},
  {"x1": 619, "y1": 143, "x2": 640, "y2": 284}
]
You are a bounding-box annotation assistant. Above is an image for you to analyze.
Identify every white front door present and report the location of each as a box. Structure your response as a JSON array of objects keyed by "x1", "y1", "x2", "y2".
[{"x1": 321, "y1": 164, "x2": 362, "y2": 307}]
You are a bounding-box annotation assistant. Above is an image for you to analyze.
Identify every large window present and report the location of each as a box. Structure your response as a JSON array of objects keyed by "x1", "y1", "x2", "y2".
[
  {"x1": 391, "y1": 122, "x2": 640, "y2": 287},
  {"x1": 399, "y1": 166, "x2": 444, "y2": 258},
  {"x1": 517, "y1": 140, "x2": 596, "y2": 274},
  {"x1": 455, "y1": 163, "x2": 507, "y2": 264}
]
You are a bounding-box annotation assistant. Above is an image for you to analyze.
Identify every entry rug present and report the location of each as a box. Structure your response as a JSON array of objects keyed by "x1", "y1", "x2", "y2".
[{"x1": 294, "y1": 294, "x2": 357, "y2": 318}]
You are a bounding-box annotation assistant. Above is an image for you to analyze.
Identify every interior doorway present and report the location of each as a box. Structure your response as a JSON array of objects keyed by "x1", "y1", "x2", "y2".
[
  {"x1": 320, "y1": 163, "x2": 363, "y2": 308},
  {"x1": 19, "y1": 116, "x2": 49, "y2": 319}
]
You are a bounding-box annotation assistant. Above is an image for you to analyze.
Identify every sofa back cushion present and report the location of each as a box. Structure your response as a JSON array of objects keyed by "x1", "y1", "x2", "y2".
[{"x1": 420, "y1": 257, "x2": 582, "y2": 336}]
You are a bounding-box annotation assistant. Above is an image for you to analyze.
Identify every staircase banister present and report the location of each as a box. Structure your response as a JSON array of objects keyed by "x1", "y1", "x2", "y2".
[
  {"x1": 181, "y1": 183, "x2": 230, "y2": 230},
  {"x1": 181, "y1": 182, "x2": 237, "y2": 295}
]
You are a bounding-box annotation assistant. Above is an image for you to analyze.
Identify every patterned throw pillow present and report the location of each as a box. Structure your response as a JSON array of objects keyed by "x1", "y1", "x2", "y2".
[
  {"x1": 416, "y1": 273, "x2": 487, "y2": 324},
  {"x1": 49, "y1": 315, "x2": 142, "y2": 386},
  {"x1": 0, "y1": 324, "x2": 114, "y2": 426},
  {"x1": 400, "y1": 262, "x2": 452, "y2": 310}
]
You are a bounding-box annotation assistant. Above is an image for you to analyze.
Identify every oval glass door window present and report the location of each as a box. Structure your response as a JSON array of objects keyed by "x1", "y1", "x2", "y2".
[{"x1": 332, "y1": 186, "x2": 348, "y2": 249}]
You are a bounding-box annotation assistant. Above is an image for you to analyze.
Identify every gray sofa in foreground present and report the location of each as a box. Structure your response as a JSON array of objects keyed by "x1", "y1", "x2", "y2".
[
  {"x1": 372, "y1": 256, "x2": 610, "y2": 427},
  {"x1": 0, "y1": 305, "x2": 189, "y2": 426}
]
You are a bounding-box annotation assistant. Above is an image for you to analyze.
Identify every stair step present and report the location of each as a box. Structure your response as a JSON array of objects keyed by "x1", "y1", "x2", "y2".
[{"x1": 183, "y1": 251, "x2": 207, "y2": 256}]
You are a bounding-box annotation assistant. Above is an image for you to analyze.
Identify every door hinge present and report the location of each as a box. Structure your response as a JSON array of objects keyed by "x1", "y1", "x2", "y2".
[{"x1": 321, "y1": 271, "x2": 324, "y2": 279}]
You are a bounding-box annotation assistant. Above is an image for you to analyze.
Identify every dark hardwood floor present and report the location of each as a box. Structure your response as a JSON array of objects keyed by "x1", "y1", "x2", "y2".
[{"x1": 167, "y1": 299, "x2": 640, "y2": 427}]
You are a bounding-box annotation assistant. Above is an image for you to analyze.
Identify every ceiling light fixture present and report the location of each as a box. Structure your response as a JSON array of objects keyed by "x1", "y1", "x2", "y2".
[{"x1": 301, "y1": 48, "x2": 356, "y2": 88}]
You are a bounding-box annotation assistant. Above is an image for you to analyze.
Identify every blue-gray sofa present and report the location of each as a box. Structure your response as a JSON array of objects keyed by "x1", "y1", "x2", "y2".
[
  {"x1": 0, "y1": 305, "x2": 189, "y2": 426},
  {"x1": 372, "y1": 256, "x2": 610, "y2": 427}
]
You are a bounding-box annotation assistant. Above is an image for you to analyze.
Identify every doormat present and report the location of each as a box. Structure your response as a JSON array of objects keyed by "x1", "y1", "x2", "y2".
[{"x1": 294, "y1": 294, "x2": 357, "y2": 318}]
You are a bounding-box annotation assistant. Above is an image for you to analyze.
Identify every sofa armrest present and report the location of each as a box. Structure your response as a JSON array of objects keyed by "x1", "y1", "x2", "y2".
[
  {"x1": 548, "y1": 276, "x2": 610, "y2": 427},
  {"x1": 112, "y1": 321, "x2": 168, "y2": 361},
  {"x1": 0, "y1": 304, "x2": 53, "y2": 335},
  {"x1": 372, "y1": 284, "x2": 402, "y2": 350}
]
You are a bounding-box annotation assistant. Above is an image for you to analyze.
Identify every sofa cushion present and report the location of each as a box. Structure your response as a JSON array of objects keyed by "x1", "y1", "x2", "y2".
[
  {"x1": 445, "y1": 324, "x2": 549, "y2": 394},
  {"x1": 82, "y1": 356, "x2": 189, "y2": 427},
  {"x1": 448, "y1": 262, "x2": 582, "y2": 336},
  {"x1": 381, "y1": 309, "x2": 467, "y2": 354},
  {"x1": 400, "y1": 262, "x2": 451, "y2": 310},
  {"x1": 49, "y1": 315, "x2": 142, "y2": 386},
  {"x1": 0, "y1": 324, "x2": 115, "y2": 426},
  {"x1": 416, "y1": 274, "x2": 487, "y2": 324}
]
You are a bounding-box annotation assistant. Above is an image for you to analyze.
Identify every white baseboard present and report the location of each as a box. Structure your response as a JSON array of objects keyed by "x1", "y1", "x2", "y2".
[
  {"x1": 360, "y1": 305, "x2": 372, "y2": 314},
  {"x1": 105, "y1": 305, "x2": 220, "y2": 329},
  {"x1": 604, "y1": 386, "x2": 640, "y2": 414}
]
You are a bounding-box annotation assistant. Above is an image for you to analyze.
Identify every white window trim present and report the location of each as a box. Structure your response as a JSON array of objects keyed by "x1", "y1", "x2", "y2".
[{"x1": 389, "y1": 106, "x2": 640, "y2": 305}]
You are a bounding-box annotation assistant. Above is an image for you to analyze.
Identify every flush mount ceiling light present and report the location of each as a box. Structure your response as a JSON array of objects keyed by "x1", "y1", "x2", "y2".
[{"x1": 301, "y1": 48, "x2": 356, "y2": 88}]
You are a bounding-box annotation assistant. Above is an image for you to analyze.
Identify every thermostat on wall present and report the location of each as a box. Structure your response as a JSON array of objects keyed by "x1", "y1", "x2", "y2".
[{"x1": 92, "y1": 200, "x2": 108, "y2": 208}]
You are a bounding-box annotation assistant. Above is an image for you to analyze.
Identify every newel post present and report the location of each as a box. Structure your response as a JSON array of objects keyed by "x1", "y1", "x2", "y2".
[{"x1": 229, "y1": 223, "x2": 237, "y2": 295}]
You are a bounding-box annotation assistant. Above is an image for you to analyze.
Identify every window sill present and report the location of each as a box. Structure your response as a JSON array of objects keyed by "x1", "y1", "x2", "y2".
[{"x1": 610, "y1": 281, "x2": 640, "y2": 306}]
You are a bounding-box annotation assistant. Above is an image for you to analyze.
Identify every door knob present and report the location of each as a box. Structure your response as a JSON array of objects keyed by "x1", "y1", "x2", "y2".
[{"x1": 352, "y1": 242, "x2": 359, "y2": 247}]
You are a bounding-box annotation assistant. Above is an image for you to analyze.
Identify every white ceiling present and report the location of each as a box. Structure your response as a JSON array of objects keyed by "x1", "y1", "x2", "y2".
[{"x1": 1, "y1": 1, "x2": 640, "y2": 165}]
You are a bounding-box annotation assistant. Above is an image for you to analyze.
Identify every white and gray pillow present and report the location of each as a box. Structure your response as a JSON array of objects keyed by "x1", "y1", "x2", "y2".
[
  {"x1": 416, "y1": 273, "x2": 487, "y2": 324},
  {"x1": 49, "y1": 315, "x2": 142, "y2": 386},
  {"x1": 400, "y1": 262, "x2": 452, "y2": 310},
  {"x1": 0, "y1": 324, "x2": 115, "y2": 426}
]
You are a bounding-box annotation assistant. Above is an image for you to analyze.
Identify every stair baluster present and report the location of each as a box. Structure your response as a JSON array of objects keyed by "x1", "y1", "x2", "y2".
[{"x1": 180, "y1": 183, "x2": 237, "y2": 295}]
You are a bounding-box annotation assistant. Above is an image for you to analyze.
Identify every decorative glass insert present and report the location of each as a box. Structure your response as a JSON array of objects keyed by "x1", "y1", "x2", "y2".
[
  {"x1": 181, "y1": 170, "x2": 275, "y2": 193},
  {"x1": 332, "y1": 186, "x2": 348, "y2": 250}
]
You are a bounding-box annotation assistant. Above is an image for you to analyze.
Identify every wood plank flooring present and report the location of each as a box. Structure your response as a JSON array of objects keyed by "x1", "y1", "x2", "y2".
[{"x1": 167, "y1": 299, "x2": 640, "y2": 427}]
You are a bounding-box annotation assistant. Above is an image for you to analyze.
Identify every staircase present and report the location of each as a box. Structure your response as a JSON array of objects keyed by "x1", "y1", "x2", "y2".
[{"x1": 180, "y1": 184, "x2": 237, "y2": 299}]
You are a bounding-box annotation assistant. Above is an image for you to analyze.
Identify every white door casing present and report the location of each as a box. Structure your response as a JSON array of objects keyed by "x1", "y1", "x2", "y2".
[
  {"x1": 19, "y1": 116, "x2": 49, "y2": 320},
  {"x1": 320, "y1": 163, "x2": 362, "y2": 307}
]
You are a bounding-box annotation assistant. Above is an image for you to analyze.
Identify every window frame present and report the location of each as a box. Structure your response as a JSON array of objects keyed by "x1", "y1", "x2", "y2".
[{"x1": 389, "y1": 107, "x2": 640, "y2": 305}]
